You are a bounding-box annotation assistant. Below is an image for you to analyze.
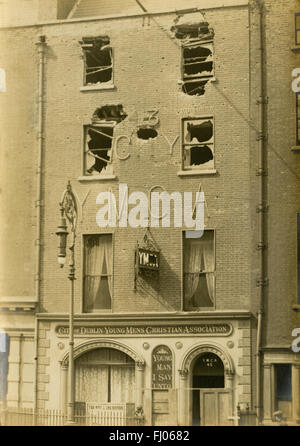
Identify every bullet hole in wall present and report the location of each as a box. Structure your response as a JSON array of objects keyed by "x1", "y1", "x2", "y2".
[
  {"x1": 137, "y1": 128, "x2": 158, "y2": 140},
  {"x1": 93, "y1": 104, "x2": 127, "y2": 123}
]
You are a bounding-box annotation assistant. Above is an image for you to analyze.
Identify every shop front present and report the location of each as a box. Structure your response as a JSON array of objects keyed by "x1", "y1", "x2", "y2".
[{"x1": 40, "y1": 313, "x2": 251, "y2": 426}]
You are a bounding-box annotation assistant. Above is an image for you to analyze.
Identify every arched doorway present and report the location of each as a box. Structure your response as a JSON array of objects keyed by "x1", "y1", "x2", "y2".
[
  {"x1": 192, "y1": 352, "x2": 224, "y2": 425},
  {"x1": 75, "y1": 348, "x2": 135, "y2": 405}
]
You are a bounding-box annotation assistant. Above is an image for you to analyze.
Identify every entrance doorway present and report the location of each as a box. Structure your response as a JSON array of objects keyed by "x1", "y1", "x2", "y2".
[{"x1": 192, "y1": 352, "x2": 231, "y2": 426}]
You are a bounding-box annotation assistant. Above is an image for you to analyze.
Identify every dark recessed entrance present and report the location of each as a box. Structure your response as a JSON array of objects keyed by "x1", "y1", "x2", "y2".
[{"x1": 192, "y1": 352, "x2": 224, "y2": 426}]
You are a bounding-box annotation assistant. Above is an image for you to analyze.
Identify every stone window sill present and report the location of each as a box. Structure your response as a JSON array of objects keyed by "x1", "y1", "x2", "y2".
[
  {"x1": 292, "y1": 146, "x2": 300, "y2": 152},
  {"x1": 292, "y1": 304, "x2": 300, "y2": 311},
  {"x1": 80, "y1": 84, "x2": 115, "y2": 92},
  {"x1": 177, "y1": 169, "x2": 217, "y2": 177},
  {"x1": 78, "y1": 175, "x2": 117, "y2": 182}
]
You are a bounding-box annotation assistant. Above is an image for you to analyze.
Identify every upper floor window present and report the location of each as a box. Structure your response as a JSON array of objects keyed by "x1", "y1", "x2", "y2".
[
  {"x1": 83, "y1": 105, "x2": 127, "y2": 178},
  {"x1": 182, "y1": 117, "x2": 214, "y2": 171},
  {"x1": 80, "y1": 36, "x2": 113, "y2": 87},
  {"x1": 83, "y1": 234, "x2": 112, "y2": 312},
  {"x1": 182, "y1": 41, "x2": 214, "y2": 95},
  {"x1": 183, "y1": 230, "x2": 215, "y2": 310},
  {"x1": 171, "y1": 21, "x2": 214, "y2": 96}
]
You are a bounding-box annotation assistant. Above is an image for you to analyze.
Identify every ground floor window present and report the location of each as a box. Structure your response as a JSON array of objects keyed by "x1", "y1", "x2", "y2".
[
  {"x1": 274, "y1": 364, "x2": 292, "y2": 419},
  {"x1": 75, "y1": 348, "x2": 135, "y2": 404}
]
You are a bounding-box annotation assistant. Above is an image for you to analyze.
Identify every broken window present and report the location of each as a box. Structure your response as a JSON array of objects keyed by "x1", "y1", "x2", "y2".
[
  {"x1": 182, "y1": 117, "x2": 214, "y2": 170},
  {"x1": 172, "y1": 21, "x2": 214, "y2": 96},
  {"x1": 80, "y1": 36, "x2": 113, "y2": 86},
  {"x1": 84, "y1": 105, "x2": 127, "y2": 176},
  {"x1": 183, "y1": 230, "x2": 215, "y2": 310}
]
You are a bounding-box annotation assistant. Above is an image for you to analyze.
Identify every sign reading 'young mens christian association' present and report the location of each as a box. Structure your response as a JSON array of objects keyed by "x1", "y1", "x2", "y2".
[
  {"x1": 152, "y1": 345, "x2": 173, "y2": 389},
  {"x1": 56, "y1": 323, "x2": 232, "y2": 337}
]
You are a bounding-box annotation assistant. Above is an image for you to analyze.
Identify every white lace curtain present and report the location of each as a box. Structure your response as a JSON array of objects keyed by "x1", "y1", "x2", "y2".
[
  {"x1": 75, "y1": 348, "x2": 135, "y2": 404},
  {"x1": 84, "y1": 235, "x2": 112, "y2": 310},
  {"x1": 184, "y1": 231, "x2": 214, "y2": 306}
]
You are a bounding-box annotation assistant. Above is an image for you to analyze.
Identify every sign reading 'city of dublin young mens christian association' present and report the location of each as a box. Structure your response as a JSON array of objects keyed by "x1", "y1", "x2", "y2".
[
  {"x1": 152, "y1": 345, "x2": 173, "y2": 389},
  {"x1": 56, "y1": 323, "x2": 232, "y2": 337}
]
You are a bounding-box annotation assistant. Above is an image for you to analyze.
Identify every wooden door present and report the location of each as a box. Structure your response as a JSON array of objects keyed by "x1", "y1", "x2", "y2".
[{"x1": 199, "y1": 389, "x2": 233, "y2": 426}]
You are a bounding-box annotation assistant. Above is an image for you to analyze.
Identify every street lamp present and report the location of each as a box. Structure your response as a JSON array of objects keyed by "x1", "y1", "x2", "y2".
[{"x1": 56, "y1": 181, "x2": 78, "y2": 424}]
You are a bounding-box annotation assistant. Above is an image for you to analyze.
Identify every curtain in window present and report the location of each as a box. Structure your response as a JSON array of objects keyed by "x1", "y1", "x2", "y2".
[
  {"x1": 202, "y1": 234, "x2": 215, "y2": 304},
  {"x1": 110, "y1": 366, "x2": 135, "y2": 403},
  {"x1": 184, "y1": 240, "x2": 202, "y2": 304},
  {"x1": 84, "y1": 235, "x2": 112, "y2": 311},
  {"x1": 75, "y1": 365, "x2": 109, "y2": 403},
  {"x1": 104, "y1": 237, "x2": 113, "y2": 297}
]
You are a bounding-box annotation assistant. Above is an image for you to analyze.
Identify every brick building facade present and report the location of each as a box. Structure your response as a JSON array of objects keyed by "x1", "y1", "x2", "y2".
[{"x1": 0, "y1": 0, "x2": 299, "y2": 426}]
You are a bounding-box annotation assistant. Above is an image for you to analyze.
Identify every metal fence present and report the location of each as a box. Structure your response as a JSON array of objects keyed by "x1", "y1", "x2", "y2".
[{"x1": 0, "y1": 407, "x2": 143, "y2": 427}]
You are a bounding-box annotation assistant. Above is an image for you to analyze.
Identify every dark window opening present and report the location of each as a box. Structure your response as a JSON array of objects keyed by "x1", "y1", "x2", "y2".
[
  {"x1": 93, "y1": 105, "x2": 127, "y2": 123},
  {"x1": 275, "y1": 364, "x2": 292, "y2": 402},
  {"x1": 86, "y1": 126, "x2": 113, "y2": 174},
  {"x1": 80, "y1": 36, "x2": 112, "y2": 85},
  {"x1": 186, "y1": 120, "x2": 213, "y2": 143},
  {"x1": 85, "y1": 105, "x2": 126, "y2": 176},
  {"x1": 183, "y1": 46, "x2": 213, "y2": 78},
  {"x1": 137, "y1": 127, "x2": 158, "y2": 140},
  {"x1": 182, "y1": 80, "x2": 208, "y2": 96},
  {"x1": 171, "y1": 20, "x2": 214, "y2": 96},
  {"x1": 183, "y1": 118, "x2": 214, "y2": 170},
  {"x1": 171, "y1": 22, "x2": 214, "y2": 41}
]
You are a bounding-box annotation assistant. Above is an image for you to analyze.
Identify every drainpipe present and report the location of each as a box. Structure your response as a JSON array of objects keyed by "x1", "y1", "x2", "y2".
[
  {"x1": 33, "y1": 34, "x2": 46, "y2": 418},
  {"x1": 255, "y1": 0, "x2": 267, "y2": 424}
]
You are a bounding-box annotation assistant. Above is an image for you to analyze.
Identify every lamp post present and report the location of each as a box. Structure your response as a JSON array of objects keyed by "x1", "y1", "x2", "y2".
[{"x1": 56, "y1": 181, "x2": 78, "y2": 424}]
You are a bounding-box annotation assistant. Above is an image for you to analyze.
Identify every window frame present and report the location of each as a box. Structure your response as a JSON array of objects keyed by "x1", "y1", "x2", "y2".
[
  {"x1": 82, "y1": 123, "x2": 116, "y2": 178},
  {"x1": 181, "y1": 39, "x2": 214, "y2": 83},
  {"x1": 80, "y1": 38, "x2": 115, "y2": 91},
  {"x1": 181, "y1": 116, "x2": 215, "y2": 172},
  {"x1": 182, "y1": 229, "x2": 216, "y2": 312},
  {"x1": 81, "y1": 232, "x2": 114, "y2": 314}
]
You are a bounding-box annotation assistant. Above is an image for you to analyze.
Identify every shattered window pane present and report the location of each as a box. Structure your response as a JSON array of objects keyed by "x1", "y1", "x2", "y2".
[
  {"x1": 183, "y1": 42, "x2": 213, "y2": 80},
  {"x1": 182, "y1": 118, "x2": 214, "y2": 170},
  {"x1": 80, "y1": 36, "x2": 113, "y2": 86},
  {"x1": 84, "y1": 105, "x2": 127, "y2": 176},
  {"x1": 171, "y1": 20, "x2": 214, "y2": 96},
  {"x1": 85, "y1": 125, "x2": 114, "y2": 175}
]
